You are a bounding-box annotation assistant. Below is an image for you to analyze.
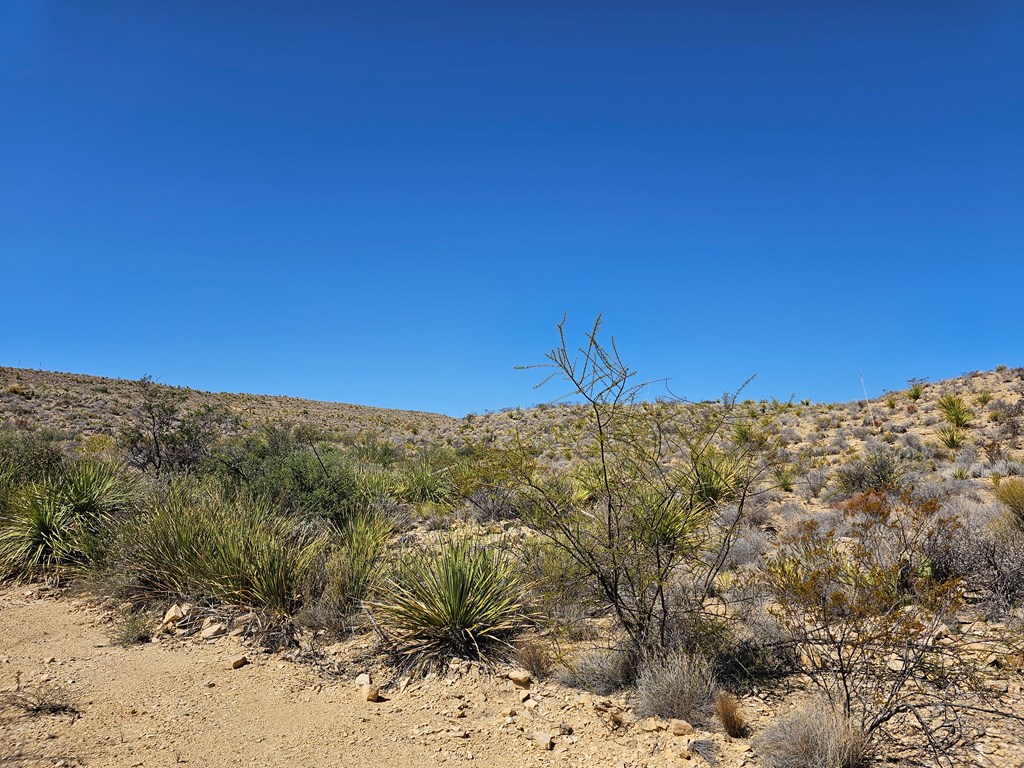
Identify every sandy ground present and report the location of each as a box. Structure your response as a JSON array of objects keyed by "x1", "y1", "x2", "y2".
[{"x1": 0, "y1": 587, "x2": 760, "y2": 768}]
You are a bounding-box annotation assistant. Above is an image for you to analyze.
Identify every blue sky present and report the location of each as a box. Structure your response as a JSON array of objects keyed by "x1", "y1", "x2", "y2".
[{"x1": 2, "y1": 2, "x2": 1022, "y2": 416}]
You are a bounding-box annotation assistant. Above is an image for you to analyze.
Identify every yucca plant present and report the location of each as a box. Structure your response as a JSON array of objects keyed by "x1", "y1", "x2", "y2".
[
  {"x1": 975, "y1": 390, "x2": 994, "y2": 407},
  {"x1": 936, "y1": 425, "x2": 966, "y2": 450},
  {"x1": 372, "y1": 536, "x2": 525, "y2": 667},
  {"x1": 0, "y1": 484, "x2": 78, "y2": 578},
  {"x1": 906, "y1": 382, "x2": 924, "y2": 402},
  {"x1": 322, "y1": 511, "x2": 392, "y2": 615},
  {"x1": 116, "y1": 493, "x2": 325, "y2": 614},
  {"x1": 937, "y1": 394, "x2": 973, "y2": 429},
  {"x1": 0, "y1": 460, "x2": 134, "y2": 579}
]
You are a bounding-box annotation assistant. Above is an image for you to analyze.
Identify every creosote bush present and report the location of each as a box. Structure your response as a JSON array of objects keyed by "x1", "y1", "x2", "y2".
[
  {"x1": 511, "y1": 316, "x2": 767, "y2": 657},
  {"x1": 372, "y1": 535, "x2": 525, "y2": 668}
]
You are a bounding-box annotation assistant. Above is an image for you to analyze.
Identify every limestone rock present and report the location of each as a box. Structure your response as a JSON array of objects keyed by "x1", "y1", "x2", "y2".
[
  {"x1": 163, "y1": 604, "x2": 184, "y2": 625},
  {"x1": 229, "y1": 654, "x2": 249, "y2": 669},
  {"x1": 200, "y1": 622, "x2": 226, "y2": 640},
  {"x1": 532, "y1": 731, "x2": 554, "y2": 750},
  {"x1": 670, "y1": 719, "x2": 694, "y2": 736},
  {"x1": 508, "y1": 669, "x2": 532, "y2": 688}
]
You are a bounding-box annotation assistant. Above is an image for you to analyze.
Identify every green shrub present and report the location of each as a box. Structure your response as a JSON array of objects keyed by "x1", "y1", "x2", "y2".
[
  {"x1": 321, "y1": 511, "x2": 392, "y2": 616},
  {"x1": 996, "y1": 477, "x2": 1024, "y2": 529},
  {"x1": 833, "y1": 449, "x2": 905, "y2": 497},
  {"x1": 0, "y1": 460, "x2": 134, "y2": 579},
  {"x1": 937, "y1": 395, "x2": 973, "y2": 429},
  {"x1": 559, "y1": 647, "x2": 636, "y2": 694},
  {"x1": 906, "y1": 382, "x2": 924, "y2": 402},
  {"x1": 113, "y1": 492, "x2": 324, "y2": 614},
  {"x1": 372, "y1": 536, "x2": 524, "y2": 666},
  {"x1": 0, "y1": 485, "x2": 79, "y2": 578},
  {"x1": 975, "y1": 390, "x2": 993, "y2": 407}
]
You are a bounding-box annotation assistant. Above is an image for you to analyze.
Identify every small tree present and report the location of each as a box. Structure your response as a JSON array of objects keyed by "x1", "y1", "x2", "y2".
[
  {"x1": 510, "y1": 316, "x2": 768, "y2": 656},
  {"x1": 118, "y1": 377, "x2": 238, "y2": 477}
]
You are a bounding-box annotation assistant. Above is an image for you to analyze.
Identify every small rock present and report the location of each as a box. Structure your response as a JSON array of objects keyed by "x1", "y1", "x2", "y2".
[
  {"x1": 163, "y1": 604, "x2": 184, "y2": 625},
  {"x1": 200, "y1": 623, "x2": 226, "y2": 640},
  {"x1": 229, "y1": 655, "x2": 249, "y2": 670},
  {"x1": 363, "y1": 684, "x2": 380, "y2": 702},
  {"x1": 670, "y1": 719, "x2": 694, "y2": 736},
  {"x1": 532, "y1": 731, "x2": 554, "y2": 750},
  {"x1": 355, "y1": 673, "x2": 371, "y2": 686},
  {"x1": 508, "y1": 669, "x2": 532, "y2": 687}
]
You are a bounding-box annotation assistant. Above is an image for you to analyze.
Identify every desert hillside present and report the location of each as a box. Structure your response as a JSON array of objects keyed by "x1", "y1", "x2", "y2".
[{"x1": 3, "y1": 359, "x2": 1024, "y2": 768}]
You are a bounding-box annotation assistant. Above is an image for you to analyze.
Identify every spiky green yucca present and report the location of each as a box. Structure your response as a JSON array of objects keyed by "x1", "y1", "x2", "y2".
[
  {"x1": 373, "y1": 536, "x2": 524, "y2": 665},
  {"x1": 0, "y1": 461, "x2": 133, "y2": 578},
  {"x1": 0, "y1": 486, "x2": 78, "y2": 577},
  {"x1": 995, "y1": 477, "x2": 1024, "y2": 529},
  {"x1": 937, "y1": 394, "x2": 973, "y2": 429},
  {"x1": 118, "y1": 494, "x2": 324, "y2": 614},
  {"x1": 324, "y1": 511, "x2": 392, "y2": 614},
  {"x1": 937, "y1": 424, "x2": 967, "y2": 450}
]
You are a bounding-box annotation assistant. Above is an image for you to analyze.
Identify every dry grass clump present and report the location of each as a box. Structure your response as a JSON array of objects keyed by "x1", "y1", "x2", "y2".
[
  {"x1": 755, "y1": 701, "x2": 867, "y2": 768},
  {"x1": 713, "y1": 689, "x2": 747, "y2": 737},
  {"x1": 513, "y1": 637, "x2": 554, "y2": 680},
  {"x1": 0, "y1": 673, "x2": 79, "y2": 720},
  {"x1": 635, "y1": 652, "x2": 716, "y2": 721},
  {"x1": 558, "y1": 647, "x2": 635, "y2": 695},
  {"x1": 995, "y1": 476, "x2": 1024, "y2": 527}
]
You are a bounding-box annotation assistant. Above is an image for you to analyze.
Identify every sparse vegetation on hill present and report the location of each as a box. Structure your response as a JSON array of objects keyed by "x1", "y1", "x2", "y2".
[{"x1": 2, "y1": 331, "x2": 1024, "y2": 766}]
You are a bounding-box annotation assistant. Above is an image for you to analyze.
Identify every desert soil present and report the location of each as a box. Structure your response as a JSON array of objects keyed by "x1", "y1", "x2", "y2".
[{"x1": 0, "y1": 587, "x2": 763, "y2": 768}]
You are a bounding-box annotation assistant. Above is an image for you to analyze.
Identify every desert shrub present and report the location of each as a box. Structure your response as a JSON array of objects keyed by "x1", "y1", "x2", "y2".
[
  {"x1": 975, "y1": 390, "x2": 993, "y2": 407},
  {"x1": 773, "y1": 463, "x2": 796, "y2": 492},
  {"x1": 937, "y1": 394, "x2": 974, "y2": 429},
  {"x1": 109, "y1": 611, "x2": 153, "y2": 646},
  {"x1": 832, "y1": 448, "x2": 905, "y2": 497},
  {"x1": 301, "y1": 510, "x2": 392, "y2": 629},
  {"x1": 111, "y1": 491, "x2": 325, "y2": 614},
  {"x1": 0, "y1": 460, "x2": 134, "y2": 579},
  {"x1": 372, "y1": 535, "x2": 524, "y2": 667},
  {"x1": 756, "y1": 701, "x2": 866, "y2": 768},
  {"x1": 995, "y1": 476, "x2": 1024, "y2": 528},
  {"x1": 906, "y1": 382, "x2": 925, "y2": 401},
  {"x1": 397, "y1": 448, "x2": 460, "y2": 507},
  {"x1": 713, "y1": 690, "x2": 747, "y2": 737},
  {"x1": 721, "y1": 525, "x2": 767, "y2": 570},
  {"x1": 0, "y1": 485, "x2": 79, "y2": 578},
  {"x1": 0, "y1": 428, "x2": 65, "y2": 487},
  {"x1": 763, "y1": 491, "x2": 978, "y2": 763},
  {"x1": 118, "y1": 376, "x2": 239, "y2": 477},
  {"x1": 512, "y1": 317, "x2": 767, "y2": 656},
  {"x1": 804, "y1": 468, "x2": 829, "y2": 498},
  {"x1": 559, "y1": 647, "x2": 636, "y2": 694},
  {"x1": 0, "y1": 673, "x2": 79, "y2": 720},
  {"x1": 635, "y1": 651, "x2": 716, "y2": 721}
]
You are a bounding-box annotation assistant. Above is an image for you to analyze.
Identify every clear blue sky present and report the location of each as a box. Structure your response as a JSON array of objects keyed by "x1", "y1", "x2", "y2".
[{"x1": 2, "y1": 2, "x2": 1022, "y2": 416}]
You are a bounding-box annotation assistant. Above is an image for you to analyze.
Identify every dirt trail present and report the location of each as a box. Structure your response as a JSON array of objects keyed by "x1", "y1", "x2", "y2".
[{"x1": 0, "y1": 588, "x2": 725, "y2": 768}]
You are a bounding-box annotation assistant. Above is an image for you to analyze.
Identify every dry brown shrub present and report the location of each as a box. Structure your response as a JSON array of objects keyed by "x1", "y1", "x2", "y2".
[{"x1": 713, "y1": 690, "x2": 747, "y2": 737}]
